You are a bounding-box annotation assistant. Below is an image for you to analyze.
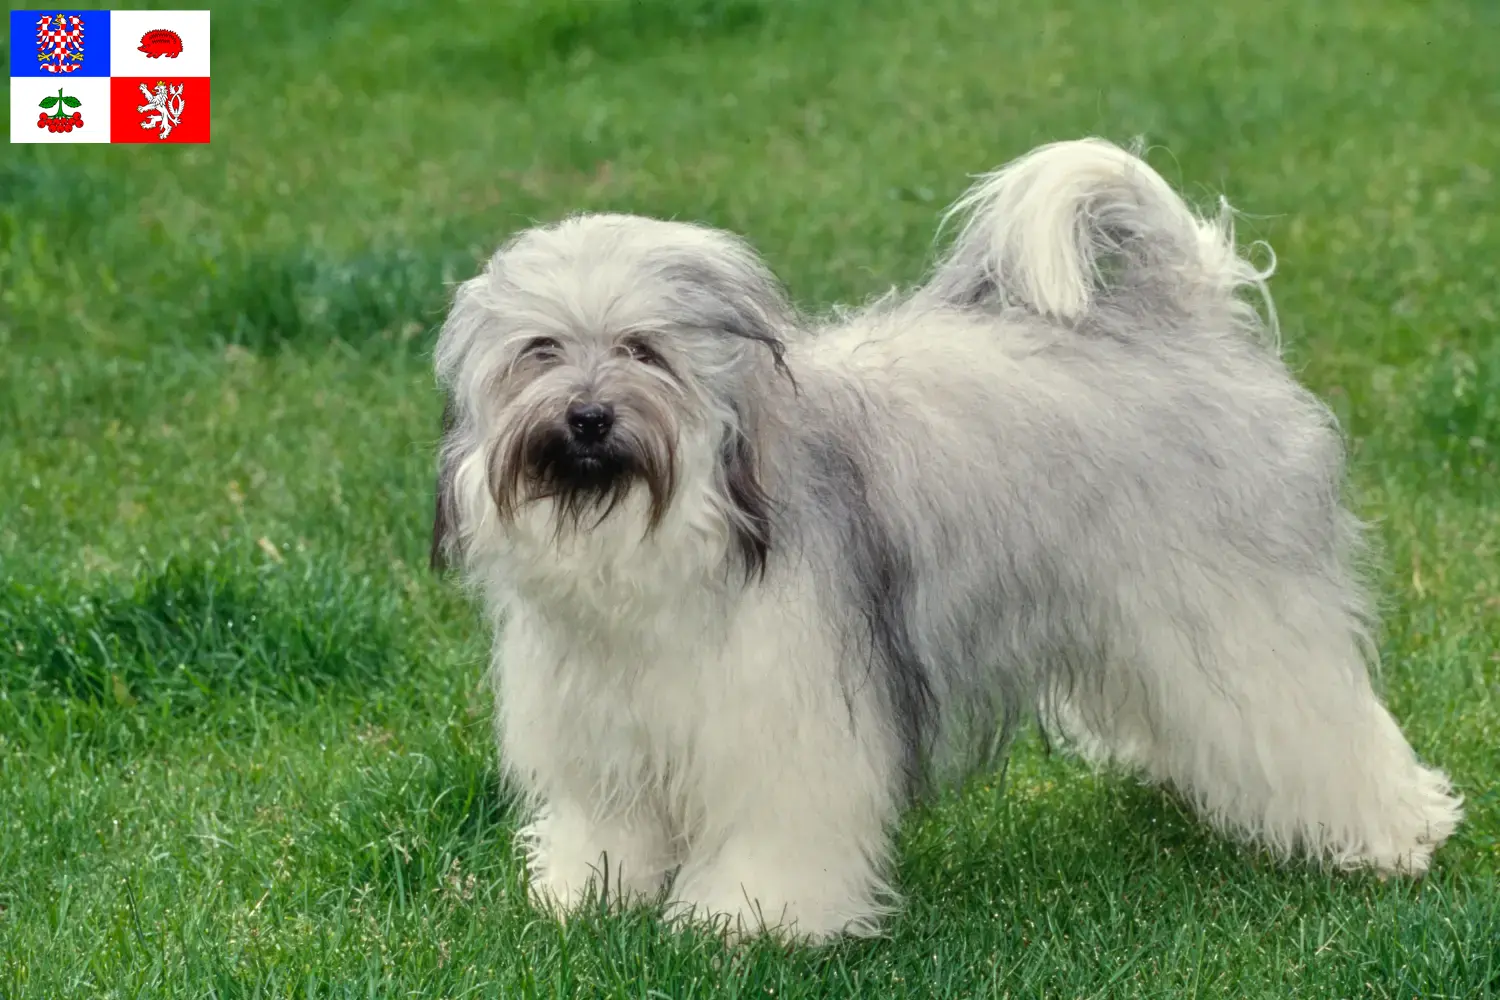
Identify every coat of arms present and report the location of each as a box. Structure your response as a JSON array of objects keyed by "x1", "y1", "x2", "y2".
[
  {"x1": 35, "y1": 13, "x2": 85, "y2": 75},
  {"x1": 138, "y1": 81, "x2": 186, "y2": 140}
]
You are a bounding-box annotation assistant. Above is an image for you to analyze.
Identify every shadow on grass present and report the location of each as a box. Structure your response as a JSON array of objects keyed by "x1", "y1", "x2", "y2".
[
  {"x1": 873, "y1": 771, "x2": 1498, "y2": 994},
  {"x1": 0, "y1": 549, "x2": 409, "y2": 718},
  {"x1": 364, "y1": 0, "x2": 771, "y2": 92},
  {"x1": 229, "y1": 0, "x2": 771, "y2": 91},
  {"x1": 0, "y1": 160, "x2": 127, "y2": 318},
  {"x1": 0, "y1": 155, "x2": 473, "y2": 358},
  {"x1": 0, "y1": 159, "x2": 120, "y2": 246},
  {"x1": 201, "y1": 244, "x2": 477, "y2": 355},
  {"x1": 896, "y1": 773, "x2": 1238, "y2": 915},
  {"x1": 505, "y1": 0, "x2": 768, "y2": 76},
  {"x1": 1404, "y1": 340, "x2": 1500, "y2": 498}
]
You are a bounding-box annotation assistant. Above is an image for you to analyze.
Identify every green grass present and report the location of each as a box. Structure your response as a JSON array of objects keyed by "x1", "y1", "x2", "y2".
[{"x1": 3, "y1": 0, "x2": 1499, "y2": 995}]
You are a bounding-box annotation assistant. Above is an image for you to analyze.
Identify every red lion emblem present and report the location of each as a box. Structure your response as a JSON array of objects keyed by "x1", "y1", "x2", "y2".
[{"x1": 137, "y1": 29, "x2": 183, "y2": 59}]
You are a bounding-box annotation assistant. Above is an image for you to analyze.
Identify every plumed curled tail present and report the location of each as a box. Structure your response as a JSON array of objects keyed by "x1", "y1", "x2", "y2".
[{"x1": 925, "y1": 138, "x2": 1278, "y2": 343}]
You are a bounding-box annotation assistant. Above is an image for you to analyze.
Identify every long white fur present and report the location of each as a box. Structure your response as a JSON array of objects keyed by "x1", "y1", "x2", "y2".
[{"x1": 432, "y1": 138, "x2": 1462, "y2": 944}]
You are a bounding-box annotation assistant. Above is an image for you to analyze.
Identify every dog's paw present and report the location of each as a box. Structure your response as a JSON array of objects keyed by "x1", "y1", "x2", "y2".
[
  {"x1": 665, "y1": 874, "x2": 884, "y2": 945},
  {"x1": 663, "y1": 893, "x2": 824, "y2": 945},
  {"x1": 1341, "y1": 768, "x2": 1464, "y2": 878},
  {"x1": 525, "y1": 862, "x2": 594, "y2": 918},
  {"x1": 518, "y1": 811, "x2": 676, "y2": 918},
  {"x1": 1315, "y1": 763, "x2": 1463, "y2": 879}
]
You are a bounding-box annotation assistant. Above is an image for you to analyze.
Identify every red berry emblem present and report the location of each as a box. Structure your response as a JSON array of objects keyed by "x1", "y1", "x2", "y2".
[{"x1": 36, "y1": 87, "x2": 84, "y2": 134}]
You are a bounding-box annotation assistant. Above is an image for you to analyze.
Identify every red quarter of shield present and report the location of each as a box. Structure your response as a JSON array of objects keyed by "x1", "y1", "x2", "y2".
[{"x1": 110, "y1": 77, "x2": 211, "y2": 144}]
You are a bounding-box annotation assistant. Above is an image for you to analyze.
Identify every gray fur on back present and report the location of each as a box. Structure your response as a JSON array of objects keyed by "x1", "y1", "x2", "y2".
[{"x1": 757, "y1": 139, "x2": 1362, "y2": 791}]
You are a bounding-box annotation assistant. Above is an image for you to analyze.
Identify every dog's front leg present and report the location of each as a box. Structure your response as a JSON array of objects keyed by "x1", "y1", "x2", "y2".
[
  {"x1": 666, "y1": 723, "x2": 900, "y2": 943},
  {"x1": 517, "y1": 797, "x2": 675, "y2": 916},
  {"x1": 494, "y1": 624, "x2": 676, "y2": 917},
  {"x1": 666, "y1": 597, "x2": 903, "y2": 943}
]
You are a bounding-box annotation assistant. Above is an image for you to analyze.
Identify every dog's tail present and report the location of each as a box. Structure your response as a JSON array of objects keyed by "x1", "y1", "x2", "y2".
[{"x1": 924, "y1": 137, "x2": 1276, "y2": 341}]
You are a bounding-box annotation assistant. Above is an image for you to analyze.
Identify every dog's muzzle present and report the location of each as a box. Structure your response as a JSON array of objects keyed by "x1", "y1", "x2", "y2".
[{"x1": 534, "y1": 401, "x2": 630, "y2": 491}]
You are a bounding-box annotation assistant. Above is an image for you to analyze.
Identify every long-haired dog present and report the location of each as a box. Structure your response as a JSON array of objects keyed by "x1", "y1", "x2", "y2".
[{"x1": 430, "y1": 138, "x2": 1462, "y2": 943}]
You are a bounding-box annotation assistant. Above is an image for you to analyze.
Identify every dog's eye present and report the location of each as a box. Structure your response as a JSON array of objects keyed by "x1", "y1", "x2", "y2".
[
  {"x1": 621, "y1": 337, "x2": 667, "y2": 369},
  {"x1": 520, "y1": 336, "x2": 561, "y2": 360}
]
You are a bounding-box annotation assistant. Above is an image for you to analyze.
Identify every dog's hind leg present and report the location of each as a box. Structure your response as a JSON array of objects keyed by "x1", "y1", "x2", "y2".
[{"x1": 1097, "y1": 566, "x2": 1462, "y2": 875}]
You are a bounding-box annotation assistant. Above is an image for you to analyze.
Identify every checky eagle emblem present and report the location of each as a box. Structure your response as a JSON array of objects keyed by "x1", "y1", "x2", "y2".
[{"x1": 35, "y1": 12, "x2": 85, "y2": 75}]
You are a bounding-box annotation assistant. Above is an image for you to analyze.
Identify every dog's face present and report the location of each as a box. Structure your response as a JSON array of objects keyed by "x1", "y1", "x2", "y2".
[{"x1": 432, "y1": 214, "x2": 792, "y2": 575}]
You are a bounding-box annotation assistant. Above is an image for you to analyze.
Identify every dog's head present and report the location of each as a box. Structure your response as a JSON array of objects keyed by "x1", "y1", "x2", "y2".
[{"x1": 431, "y1": 214, "x2": 793, "y2": 577}]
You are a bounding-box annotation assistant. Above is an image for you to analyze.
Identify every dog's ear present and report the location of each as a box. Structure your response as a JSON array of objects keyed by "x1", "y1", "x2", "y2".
[
  {"x1": 721, "y1": 426, "x2": 773, "y2": 581},
  {"x1": 430, "y1": 398, "x2": 458, "y2": 572}
]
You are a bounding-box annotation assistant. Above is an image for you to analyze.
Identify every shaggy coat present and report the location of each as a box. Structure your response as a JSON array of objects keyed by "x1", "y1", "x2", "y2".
[{"x1": 431, "y1": 139, "x2": 1461, "y2": 942}]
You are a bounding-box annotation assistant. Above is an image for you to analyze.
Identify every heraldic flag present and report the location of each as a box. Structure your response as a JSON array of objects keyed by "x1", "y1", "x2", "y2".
[{"x1": 10, "y1": 9, "x2": 210, "y2": 144}]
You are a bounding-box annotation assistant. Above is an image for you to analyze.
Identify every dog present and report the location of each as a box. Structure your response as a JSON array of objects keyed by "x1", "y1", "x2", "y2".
[{"x1": 429, "y1": 138, "x2": 1462, "y2": 943}]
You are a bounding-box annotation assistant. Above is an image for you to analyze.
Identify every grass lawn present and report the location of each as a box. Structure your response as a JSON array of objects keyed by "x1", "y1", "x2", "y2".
[{"x1": 3, "y1": 0, "x2": 1499, "y2": 995}]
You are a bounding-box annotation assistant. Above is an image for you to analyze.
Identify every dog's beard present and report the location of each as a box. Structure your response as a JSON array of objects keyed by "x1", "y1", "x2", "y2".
[{"x1": 487, "y1": 397, "x2": 679, "y2": 536}]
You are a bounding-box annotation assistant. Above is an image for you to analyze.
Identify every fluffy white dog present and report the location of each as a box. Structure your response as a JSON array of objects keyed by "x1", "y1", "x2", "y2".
[{"x1": 429, "y1": 138, "x2": 1462, "y2": 943}]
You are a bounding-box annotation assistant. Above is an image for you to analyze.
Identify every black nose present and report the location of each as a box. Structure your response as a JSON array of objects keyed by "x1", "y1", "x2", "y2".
[{"x1": 566, "y1": 402, "x2": 615, "y2": 443}]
